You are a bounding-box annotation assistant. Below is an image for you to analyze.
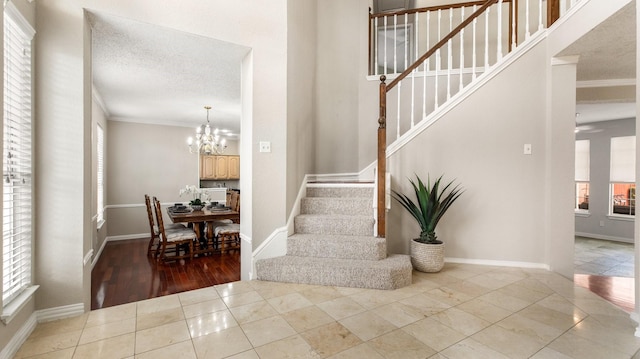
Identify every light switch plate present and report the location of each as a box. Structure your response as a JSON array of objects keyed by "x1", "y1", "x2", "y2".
[
  {"x1": 259, "y1": 141, "x2": 271, "y2": 153},
  {"x1": 523, "y1": 144, "x2": 532, "y2": 155}
]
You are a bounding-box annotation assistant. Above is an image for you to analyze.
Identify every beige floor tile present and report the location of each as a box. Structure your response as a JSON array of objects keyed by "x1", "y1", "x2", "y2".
[
  {"x1": 424, "y1": 286, "x2": 474, "y2": 306},
  {"x1": 18, "y1": 347, "x2": 75, "y2": 359},
  {"x1": 241, "y1": 315, "x2": 297, "y2": 347},
  {"x1": 186, "y1": 309, "x2": 238, "y2": 338},
  {"x1": 267, "y1": 292, "x2": 314, "y2": 313},
  {"x1": 300, "y1": 322, "x2": 362, "y2": 358},
  {"x1": 529, "y1": 347, "x2": 576, "y2": 359},
  {"x1": 78, "y1": 317, "x2": 136, "y2": 345},
  {"x1": 440, "y1": 338, "x2": 511, "y2": 359},
  {"x1": 72, "y1": 333, "x2": 135, "y2": 359},
  {"x1": 254, "y1": 283, "x2": 300, "y2": 300},
  {"x1": 192, "y1": 326, "x2": 252, "y2": 359},
  {"x1": 178, "y1": 286, "x2": 219, "y2": 306},
  {"x1": 181, "y1": 298, "x2": 227, "y2": 318},
  {"x1": 134, "y1": 339, "x2": 196, "y2": 359},
  {"x1": 229, "y1": 300, "x2": 278, "y2": 324},
  {"x1": 456, "y1": 298, "x2": 512, "y2": 323},
  {"x1": 85, "y1": 303, "x2": 136, "y2": 328},
  {"x1": 471, "y1": 324, "x2": 547, "y2": 359},
  {"x1": 225, "y1": 349, "x2": 260, "y2": 358},
  {"x1": 373, "y1": 302, "x2": 424, "y2": 328},
  {"x1": 136, "y1": 307, "x2": 185, "y2": 331},
  {"x1": 402, "y1": 317, "x2": 466, "y2": 352},
  {"x1": 338, "y1": 311, "x2": 396, "y2": 341},
  {"x1": 333, "y1": 286, "x2": 367, "y2": 296},
  {"x1": 215, "y1": 281, "x2": 256, "y2": 297},
  {"x1": 281, "y1": 305, "x2": 336, "y2": 332},
  {"x1": 571, "y1": 296, "x2": 631, "y2": 317},
  {"x1": 497, "y1": 313, "x2": 563, "y2": 345},
  {"x1": 136, "y1": 295, "x2": 181, "y2": 316},
  {"x1": 431, "y1": 307, "x2": 491, "y2": 336},
  {"x1": 29, "y1": 314, "x2": 88, "y2": 340},
  {"x1": 398, "y1": 292, "x2": 450, "y2": 317},
  {"x1": 443, "y1": 280, "x2": 493, "y2": 298},
  {"x1": 317, "y1": 297, "x2": 366, "y2": 320},
  {"x1": 536, "y1": 294, "x2": 588, "y2": 320},
  {"x1": 327, "y1": 343, "x2": 384, "y2": 359},
  {"x1": 517, "y1": 304, "x2": 583, "y2": 332},
  {"x1": 477, "y1": 290, "x2": 531, "y2": 313},
  {"x1": 497, "y1": 282, "x2": 550, "y2": 304},
  {"x1": 568, "y1": 316, "x2": 640, "y2": 356},
  {"x1": 367, "y1": 329, "x2": 437, "y2": 359},
  {"x1": 221, "y1": 291, "x2": 264, "y2": 308},
  {"x1": 14, "y1": 330, "x2": 82, "y2": 358},
  {"x1": 548, "y1": 332, "x2": 631, "y2": 359},
  {"x1": 134, "y1": 320, "x2": 191, "y2": 354},
  {"x1": 254, "y1": 334, "x2": 320, "y2": 358},
  {"x1": 514, "y1": 277, "x2": 555, "y2": 296},
  {"x1": 299, "y1": 286, "x2": 344, "y2": 304},
  {"x1": 347, "y1": 289, "x2": 399, "y2": 310}
]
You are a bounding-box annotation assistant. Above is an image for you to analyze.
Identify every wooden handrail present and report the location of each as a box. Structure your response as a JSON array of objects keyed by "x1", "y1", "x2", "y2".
[
  {"x1": 370, "y1": 0, "x2": 491, "y2": 19},
  {"x1": 386, "y1": 0, "x2": 499, "y2": 91}
]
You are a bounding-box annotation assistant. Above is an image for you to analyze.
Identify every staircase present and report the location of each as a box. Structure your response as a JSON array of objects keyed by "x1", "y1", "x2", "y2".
[{"x1": 255, "y1": 183, "x2": 413, "y2": 290}]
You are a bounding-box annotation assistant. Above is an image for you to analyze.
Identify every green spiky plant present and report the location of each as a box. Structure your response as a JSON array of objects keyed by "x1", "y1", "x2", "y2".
[{"x1": 392, "y1": 175, "x2": 463, "y2": 244}]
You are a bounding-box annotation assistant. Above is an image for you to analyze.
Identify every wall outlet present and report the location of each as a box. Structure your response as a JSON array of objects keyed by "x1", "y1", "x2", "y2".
[
  {"x1": 259, "y1": 141, "x2": 271, "y2": 153},
  {"x1": 523, "y1": 143, "x2": 532, "y2": 155},
  {"x1": 599, "y1": 220, "x2": 605, "y2": 227}
]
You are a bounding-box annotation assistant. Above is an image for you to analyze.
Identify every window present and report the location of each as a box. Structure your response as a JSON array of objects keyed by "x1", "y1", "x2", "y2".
[
  {"x1": 575, "y1": 140, "x2": 590, "y2": 212},
  {"x1": 97, "y1": 124, "x2": 104, "y2": 226},
  {"x1": 2, "y1": 3, "x2": 35, "y2": 310},
  {"x1": 610, "y1": 136, "x2": 635, "y2": 216}
]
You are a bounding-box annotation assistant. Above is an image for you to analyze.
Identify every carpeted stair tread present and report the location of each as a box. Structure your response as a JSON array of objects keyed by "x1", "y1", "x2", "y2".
[
  {"x1": 287, "y1": 234, "x2": 386, "y2": 260},
  {"x1": 255, "y1": 254, "x2": 412, "y2": 290},
  {"x1": 306, "y1": 186, "x2": 374, "y2": 198},
  {"x1": 301, "y1": 197, "x2": 372, "y2": 216},
  {"x1": 294, "y1": 214, "x2": 374, "y2": 236}
]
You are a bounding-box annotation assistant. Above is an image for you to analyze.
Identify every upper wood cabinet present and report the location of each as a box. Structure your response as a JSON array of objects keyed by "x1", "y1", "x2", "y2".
[{"x1": 200, "y1": 155, "x2": 240, "y2": 180}]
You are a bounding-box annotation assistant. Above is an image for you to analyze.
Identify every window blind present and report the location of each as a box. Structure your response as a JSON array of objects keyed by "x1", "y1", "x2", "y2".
[
  {"x1": 2, "y1": 4, "x2": 34, "y2": 306},
  {"x1": 97, "y1": 125, "x2": 104, "y2": 223},
  {"x1": 610, "y1": 136, "x2": 636, "y2": 183},
  {"x1": 575, "y1": 140, "x2": 590, "y2": 182}
]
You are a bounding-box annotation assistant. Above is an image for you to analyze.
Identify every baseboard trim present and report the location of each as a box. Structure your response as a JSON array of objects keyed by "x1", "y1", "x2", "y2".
[
  {"x1": 0, "y1": 312, "x2": 37, "y2": 359},
  {"x1": 36, "y1": 303, "x2": 85, "y2": 323},
  {"x1": 575, "y1": 232, "x2": 633, "y2": 244},
  {"x1": 446, "y1": 257, "x2": 550, "y2": 270}
]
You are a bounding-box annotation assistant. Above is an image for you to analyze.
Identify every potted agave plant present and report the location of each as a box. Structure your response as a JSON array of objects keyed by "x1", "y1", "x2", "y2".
[{"x1": 392, "y1": 175, "x2": 463, "y2": 272}]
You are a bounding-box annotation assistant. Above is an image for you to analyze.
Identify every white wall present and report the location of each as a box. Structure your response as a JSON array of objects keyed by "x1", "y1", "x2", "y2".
[
  {"x1": 575, "y1": 118, "x2": 636, "y2": 242},
  {"x1": 91, "y1": 92, "x2": 108, "y2": 262}
]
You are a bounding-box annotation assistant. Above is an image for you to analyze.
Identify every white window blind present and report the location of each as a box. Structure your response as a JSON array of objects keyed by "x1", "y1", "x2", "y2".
[
  {"x1": 610, "y1": 136, "x2": 636, "y2": 183},
  {"x1": 575, "y1": 140, "x2": 590, "y2": 182},
  {"x1": 3, "y1": 3, "x2": 34, "y2": 306},
  {"x1": 97, "y1": 124, "x2": 104, "y2": 224}
]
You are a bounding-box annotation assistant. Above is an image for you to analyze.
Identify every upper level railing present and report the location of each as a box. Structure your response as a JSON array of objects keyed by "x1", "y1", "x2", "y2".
[{"x1": 373, "y1": 0, "x2": 573, "y2": 237}]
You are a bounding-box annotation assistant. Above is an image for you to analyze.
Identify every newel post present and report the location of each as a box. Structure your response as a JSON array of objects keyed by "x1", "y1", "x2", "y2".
[
  {"x1": 547, "y1": 0, "x2": 560, "y2": 27},
  {"x1": 377, "y1": 76, "x2": 387, "y2": 238}
]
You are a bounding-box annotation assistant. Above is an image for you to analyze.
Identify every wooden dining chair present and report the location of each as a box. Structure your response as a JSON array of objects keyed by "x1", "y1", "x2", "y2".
[
  {"x1": 214, "y1": 223, "x2": 240, "y2": 253},
  {"x1": 144, "y1": 194, "x2": 185, "y2": 256},
  {"x1": 153, "y1": 197, "x2": 196, "y2": 262}
]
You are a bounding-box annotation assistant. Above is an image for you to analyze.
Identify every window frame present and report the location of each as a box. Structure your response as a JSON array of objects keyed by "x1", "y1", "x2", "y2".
[
  {"x1": 609, "y1": 136, "x2": 636, "y2": 218},
  {"x1": 96, "y1": 124, "x2": 105, "y2": 228}
]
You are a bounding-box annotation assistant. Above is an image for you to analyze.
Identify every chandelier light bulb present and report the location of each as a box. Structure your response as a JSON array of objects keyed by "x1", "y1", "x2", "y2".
[{"x1": 187, "y1": 137, "x2": 193, "y2": 145}]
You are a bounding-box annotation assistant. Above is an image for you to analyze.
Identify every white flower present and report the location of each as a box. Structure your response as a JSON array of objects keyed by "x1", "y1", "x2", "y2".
[{"x1": 179, "y1": 185, "x2": 211, "y2": 202}]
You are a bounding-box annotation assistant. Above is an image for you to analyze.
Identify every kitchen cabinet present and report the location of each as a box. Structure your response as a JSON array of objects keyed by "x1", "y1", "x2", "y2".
[{"x1": 200, "y1": 155, "x2": 240, "y2": 180}]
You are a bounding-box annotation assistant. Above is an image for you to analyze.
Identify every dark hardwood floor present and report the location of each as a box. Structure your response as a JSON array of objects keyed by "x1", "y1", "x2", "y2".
[
  {"x1": 91, "y1": 238, "x2": 240, "y2": 310},
  {"x1": 574, "y1": 273, "x2": 634, "y2": 312}
]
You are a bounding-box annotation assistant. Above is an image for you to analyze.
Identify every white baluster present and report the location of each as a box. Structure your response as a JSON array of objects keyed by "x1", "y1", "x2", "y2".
[
  {"x1": 393, "y1": 14, "x2": 398, "y2": 73},
  {"x1": 384, "y1": 16, "x2": 388, "y2": 75},
  {"x1": 447, "y1": 8, "x2": 453, "y2": 100},
  {"x1": 425, "y1": 11, "x2": 430, "y2": 72},
  {"x1": 397, "y1": 82, "x2": 401, "y2": 139},
  {"x1": 411, "y1": 69, "x2": 415, "y2": 128},
  {"x1": 459, "y1": 6, "x2": 465, "y2": 91},
  {"x1": 525, "y1": 0, "x2": 531, "y2": 39},
  {"x1": 404, "y1": 13, "x2": 408, "y2": 71},
  {"x1": 485, "y1": 7, "x2": 490, "y2": 70},
  {"x1": 374, "y1": 17, "x2": 379, "y2": 76},
  {"x1": 435, "y1": 9, "x2": 441, "y2": 109},
  {"x1": 472, "y1": 5, "x2": 477, "y2": 80},
  {"x1": 538, "y1": 0, "x2": 544, "y2": 32},
  {"x1": 423, "y1": 12, "x2": 428, "y2": 119},
  {"x1": 511, "y1": 0, "x2": 517, "y2": 49},
  {"x1": 497, "y1": 0, "x2": 503, "y2": 61}
]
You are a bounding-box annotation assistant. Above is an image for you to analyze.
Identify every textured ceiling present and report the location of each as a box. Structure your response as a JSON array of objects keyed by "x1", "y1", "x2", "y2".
[{"x1": 89, "y1": 11, "x2": 250, "y2": 135}]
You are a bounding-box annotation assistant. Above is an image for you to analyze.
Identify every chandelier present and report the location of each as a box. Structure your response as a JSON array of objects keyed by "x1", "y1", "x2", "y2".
[{"x1": 187, "y1": 106, "x2": 227, "y2": 155}]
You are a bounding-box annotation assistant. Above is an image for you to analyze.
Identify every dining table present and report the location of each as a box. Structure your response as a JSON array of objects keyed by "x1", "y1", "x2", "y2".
[{"x1": 167, "y1": 206, "x2": 240, "y2": 255}]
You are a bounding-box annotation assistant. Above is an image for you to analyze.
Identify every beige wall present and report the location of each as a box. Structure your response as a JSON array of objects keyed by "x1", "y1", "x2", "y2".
[
  {"x1": 286, "y1": 0, "x2": 317, "y2": 216},
  {"x1": 91, "y1": 94, "x2": 108, "y2": 262},
  {"x1": 106, "y1": 121, "x2": 198, "y2": 237}
]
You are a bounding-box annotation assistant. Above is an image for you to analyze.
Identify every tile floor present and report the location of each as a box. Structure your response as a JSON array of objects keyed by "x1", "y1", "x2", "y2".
[
  {"x1": 14, "y1": 263, "x2": 640, "y2": 359},
  {"x1": 575, "y1": 236, "x2": 634, "y2": 277}
]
